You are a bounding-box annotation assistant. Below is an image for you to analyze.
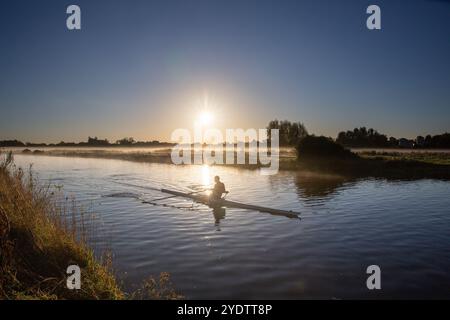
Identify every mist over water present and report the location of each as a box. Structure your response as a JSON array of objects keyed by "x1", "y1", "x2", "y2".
[{"x1": 13, "y1": 154, "x2": 450, "y2": 299}]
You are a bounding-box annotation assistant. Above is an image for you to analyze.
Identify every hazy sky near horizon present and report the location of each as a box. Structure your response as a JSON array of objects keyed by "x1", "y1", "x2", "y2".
[{"x1": 1, "y1": 0, "x2": 449, "y2": 143}]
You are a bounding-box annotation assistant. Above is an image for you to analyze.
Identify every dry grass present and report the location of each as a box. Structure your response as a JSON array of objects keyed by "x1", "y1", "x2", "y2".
[
  {"x1": 0, "y1": 151, "x2": 124, "y2": 299},
  {"x1": 0, "y1": 151, "x2": 183, "y2": 300},
  {"x1": 130, "y1": 272, "x2": 184, "y2": 300}
]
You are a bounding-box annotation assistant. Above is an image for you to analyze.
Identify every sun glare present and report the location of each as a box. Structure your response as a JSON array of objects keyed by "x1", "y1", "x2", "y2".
[
  {"x1": 201, "y1": 164, "x2": 212, "y2": 191},
  {"x1": 198, "y1": 111, "x2": 214, "y2": 126},
  {"x1": 194, "y1": 93, "x2": 217, "y2": 128}
]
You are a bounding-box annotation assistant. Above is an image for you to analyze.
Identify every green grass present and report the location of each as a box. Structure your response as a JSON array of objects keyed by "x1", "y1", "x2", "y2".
[
  {"x1": 0, "y1": 152, "x2": 183, "y2": 300},
  {"x1": 359, "y1": 150, "x2": 450, "y2": 166}
]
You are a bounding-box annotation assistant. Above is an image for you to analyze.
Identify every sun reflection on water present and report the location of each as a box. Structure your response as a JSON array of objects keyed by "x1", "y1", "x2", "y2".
[{"x1": 201, "y1": 165, "x2": 212, "y2": 194}]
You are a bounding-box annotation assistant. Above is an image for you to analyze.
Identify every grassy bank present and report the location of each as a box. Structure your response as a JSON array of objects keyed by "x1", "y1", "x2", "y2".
[
  {"x1": 358, "y1": 150, "x2": 450, "y2": 166},
  {"x1": 0, "y1": 152, "x2": 123, "y2": 299},
  {"x1": 285, "y1": 157, "x2": 450, "y2": 180},
  {"x1": 0, "y1": 152, "x2": 182, "y2": 300},
  {"x1": 291, "y1": 137, "x2": 450, "y2": 180}
]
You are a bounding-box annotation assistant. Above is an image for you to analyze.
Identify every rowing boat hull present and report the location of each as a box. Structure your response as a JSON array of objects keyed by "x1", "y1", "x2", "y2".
[{"x1": 160, "y1": 189, "x2": 300, "y2": 219}]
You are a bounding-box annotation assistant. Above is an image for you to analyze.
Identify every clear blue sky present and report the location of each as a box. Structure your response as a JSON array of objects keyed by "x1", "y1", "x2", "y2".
[{"x1": 1, "y1": 0, "x2": 449, "y2": 143}]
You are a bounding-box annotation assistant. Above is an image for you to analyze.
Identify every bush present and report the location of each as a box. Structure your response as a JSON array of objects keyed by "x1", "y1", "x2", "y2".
[{"x1": 296, "y1": 135, "x2": 358, "y2": 160}]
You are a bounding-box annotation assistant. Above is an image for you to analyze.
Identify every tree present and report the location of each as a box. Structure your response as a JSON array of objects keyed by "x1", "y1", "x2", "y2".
[
  {"x1": 116, "y1": 137, "x2": 135, "y2": 145},
  {"x1": 0, "y1": 140, "x2": 25, "y2": 147},
  {"x1": 336, "y1": 127, "x2": 388, "y2": 148},
  {"x1": 388, "y1": 137, "x2": 398, "y2": 147},
  {"x1": 267, "y1": 120, "x2": 308, "y2": 146},
  {"x1": 87, "y1": 136, "x2": 110, "y2": 146}
]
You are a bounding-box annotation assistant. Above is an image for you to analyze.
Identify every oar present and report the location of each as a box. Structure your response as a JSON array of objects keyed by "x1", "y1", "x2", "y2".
[{"x1": 151, "y1": 188, "x2": 210, "y2": 202}]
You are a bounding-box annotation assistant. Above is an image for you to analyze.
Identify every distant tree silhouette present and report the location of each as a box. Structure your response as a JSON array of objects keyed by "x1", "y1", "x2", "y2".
[
  {"x1": 415, "y1": 136, "x2": 425, "y2": 147},
  {"x1": 419, "y1": 133, "x2": 450, "y2": 148},
  {"x1": 336, "y1": 129, "x2": 450, "y2": 148},
  {"x1": 116, "y1": 137, "x2": 135, "y2": 145},
  {"x1": 87, "y1": 136, "x2": 110, "y2": 146},
  {"x1": 0, "y1": 140, "x2": 25, "y2": 147},
  {"x1": 56, "y1": 141, "x2": 76, "y2": 146},
  {"x1": 388, "y1": 137, "x2": 398, "y2": 147},
  {"x1": 336, "y1": 127, "x2": 388, "y2": 148},
  {"x1": 2, "y1": 130, "x2": 448, "y2": 149},
  {"x1": 267, "y1": 120, "x2": 308, "y2": 146}
]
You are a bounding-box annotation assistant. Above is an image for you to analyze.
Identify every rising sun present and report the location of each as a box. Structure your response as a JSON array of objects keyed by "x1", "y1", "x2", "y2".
[{"x1": 197, "y1": 111, "x2": 214, "y2": 126}]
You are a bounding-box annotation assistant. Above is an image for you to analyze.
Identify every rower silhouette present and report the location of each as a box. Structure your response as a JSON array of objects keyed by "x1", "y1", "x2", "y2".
[{"x1": 210, "y1": 176, "x2": 227, "y2": 201}]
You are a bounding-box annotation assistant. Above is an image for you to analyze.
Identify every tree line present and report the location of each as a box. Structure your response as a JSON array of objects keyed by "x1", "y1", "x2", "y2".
[
  {"x1": 266, "y1": 120, "x2": 450, "y2": 149},
  {"x1": 2, "y1": 123, "x2": 450, "y2": 149},
  {"x1": 336, "y1": 127, "x2": 450, "y2": 149},
  {"x1": 0, "y1": 136, "x2": 173, "y2": 147}
]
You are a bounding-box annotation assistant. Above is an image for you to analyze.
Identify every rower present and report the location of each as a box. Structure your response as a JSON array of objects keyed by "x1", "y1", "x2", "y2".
[{"x1": 210, "y1": 176, "x2": 227, "y2": 201}]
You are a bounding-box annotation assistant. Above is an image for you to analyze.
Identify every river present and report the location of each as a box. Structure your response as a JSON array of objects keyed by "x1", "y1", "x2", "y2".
[{"x1": 13, "y1": 154, "x2": 450, "y2": 299}]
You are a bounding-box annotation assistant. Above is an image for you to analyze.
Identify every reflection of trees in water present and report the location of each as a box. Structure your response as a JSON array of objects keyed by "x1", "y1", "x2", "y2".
[
  {"x1": 268, "y1": 171, "x2": 356, "y2": 200},
  {"x1": 294, "y1": 173, "x2": 355, "y2": 199}
]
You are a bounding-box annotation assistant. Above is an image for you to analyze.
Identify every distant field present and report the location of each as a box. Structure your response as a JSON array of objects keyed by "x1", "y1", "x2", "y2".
[
  {"x1": 355, "y1": 149, "x2": 450, "y2": 166},
  {"x1": 4, "y1": 146, "x2": 450, "y2": 170},
  {"x1": 352, "y1": 148, "x2": 450, "y2": 154}
]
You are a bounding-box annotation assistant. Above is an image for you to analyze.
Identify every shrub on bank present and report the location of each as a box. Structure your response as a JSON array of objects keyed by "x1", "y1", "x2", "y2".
[{"x1": 296, "y1": 135, "x2": 358, "y2": 160}]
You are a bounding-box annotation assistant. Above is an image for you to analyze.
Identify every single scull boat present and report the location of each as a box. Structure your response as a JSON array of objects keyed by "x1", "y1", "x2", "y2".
[{"x1": 160, "y1": 188, "x2": 300, "y2": 219}]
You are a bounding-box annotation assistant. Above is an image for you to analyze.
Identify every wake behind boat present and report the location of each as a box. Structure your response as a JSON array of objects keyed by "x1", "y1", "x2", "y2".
[{"x1": 160, "y1": 188, "x2": 300, "y2": 219}]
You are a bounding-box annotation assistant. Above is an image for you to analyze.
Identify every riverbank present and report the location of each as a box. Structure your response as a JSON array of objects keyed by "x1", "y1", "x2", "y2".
[
  {"x1": 0, "y1": 152, "x2": 123, "y2": 299},
  {"x1": 290, "y1": 157, "x2": 450, "y2": 180},
  {"x1": 7, "y1": 147, "x2": 450, "y2": 180},
  {"x1": 0, "y1": 152, "x2": 182, "y2": 300}
]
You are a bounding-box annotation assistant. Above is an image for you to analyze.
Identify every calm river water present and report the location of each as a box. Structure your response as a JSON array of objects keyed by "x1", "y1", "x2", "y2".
[{"x1": 13, "y1": 154, "x2": 450, "y2": 299}]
